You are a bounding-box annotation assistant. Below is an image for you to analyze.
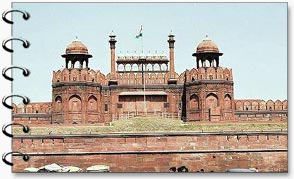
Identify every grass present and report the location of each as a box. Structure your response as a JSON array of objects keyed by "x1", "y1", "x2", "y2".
[{"x1": 13, "y1": 116, "x2": 287, "y2": 135}]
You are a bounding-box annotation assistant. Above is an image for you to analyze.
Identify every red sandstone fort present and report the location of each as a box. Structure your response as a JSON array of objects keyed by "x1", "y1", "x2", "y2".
[
  {"x1": 12, "y1": 33, "x2": 288, "y2": 172},
  {"x1": 12, "y1": 33, "x2": 287, "y2": 124}
]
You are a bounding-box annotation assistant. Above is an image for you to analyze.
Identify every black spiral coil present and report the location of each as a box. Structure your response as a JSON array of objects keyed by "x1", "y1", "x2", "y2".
[
  {"x1": 2, "y1": 123, "x2": 30, "y2": 138},
  {"x1": 2, "y1": 66, "x2": 30, "y2": 81},
  {"x1": 1, "y1": 9, "x2": 31, "y2": 166},
  {"x1": 2, "y1": 38, "x2": 30, "y2": 53},
  {"x1": 2, "y1": 152, "x2": 30, "y2": 166}
]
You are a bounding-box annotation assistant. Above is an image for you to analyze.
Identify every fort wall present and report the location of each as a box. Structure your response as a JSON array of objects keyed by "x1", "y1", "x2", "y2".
[{"x1": 12, "y1": 132, "x2": 287, "y2": 172}]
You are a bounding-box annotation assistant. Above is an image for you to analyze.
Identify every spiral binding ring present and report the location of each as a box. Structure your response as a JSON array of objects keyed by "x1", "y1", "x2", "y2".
[
  {"x1": 2, "y1": 38, "x2": 30, "y2": 53},
  {"x1": 2, "y1": 123, "x2": 30, "y2": 138},
  {"x1": 2, "y1": 152, "x2": 30, "y2": 166},
  {"x1": 2, "y1": 95, "x2": 30, "y2": 110},
  {"x1": 2, "y1": 10, "x2": 30, "y2": 24},
  {"x1": 2, "y1": 66, "x2": 30, "y2": 81}
]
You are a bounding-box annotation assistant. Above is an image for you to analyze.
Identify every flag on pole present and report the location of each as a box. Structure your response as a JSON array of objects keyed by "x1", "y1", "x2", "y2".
[{"x1": 135, "y1": 25, "x2": 143, "y2": 38}]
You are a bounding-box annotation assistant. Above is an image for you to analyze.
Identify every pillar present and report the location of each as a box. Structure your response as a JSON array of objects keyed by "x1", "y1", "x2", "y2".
[
  {"x1": 168, "y1": 33, "x2": 175, "y2": 73},
  {"x1": 66, "y1": 59, "x2": 69, "y2": 68},
  {"x1": 216, "y1": 58, "x2": 219, "y2": 67},
  {"x1": 196, "y1": 59, "x2": 199, "y2": 69}
]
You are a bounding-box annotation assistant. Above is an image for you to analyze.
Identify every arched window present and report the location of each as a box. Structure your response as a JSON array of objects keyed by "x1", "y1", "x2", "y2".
[
  {"x1": 224, "y1": 94, "x2": 232, "y2": 110},
  {"x1": 190, "y1": 94, "x2": 199, "y2": 110},
  {"x1": 69, "y1": 95, "x2": 82, "y2": 112},
  {"x1": 206, "y1": 93, "x2": 218, "y2": 109},
  {"x1": 88, "y1": 95, "x2": 98, "y2": 111}
]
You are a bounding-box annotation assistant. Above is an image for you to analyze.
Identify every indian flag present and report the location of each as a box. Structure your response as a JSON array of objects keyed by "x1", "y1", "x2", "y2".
[{"x1": 135, "y1": 25, "x2": 143, "y2": 38}]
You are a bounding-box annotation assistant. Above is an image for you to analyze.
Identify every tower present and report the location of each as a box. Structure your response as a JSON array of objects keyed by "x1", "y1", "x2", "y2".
[
  {"x1": 109, "y1": 32, "x2": 117, "y2": 74},
  {"x1": 52, "y1": 39, "x2": 102, "y2": 124},
  {"x1": 168, "y1": 33, "x2": 175, "y2": 73},
  {"x1": 108, "y1": 32, "x2": 118, "y2": 85},
  {"x1": 186, "y1": 37, "x2": 234, "y2": 122}
]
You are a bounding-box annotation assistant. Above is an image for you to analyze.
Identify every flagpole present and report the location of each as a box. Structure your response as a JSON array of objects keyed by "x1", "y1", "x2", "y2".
[
  {"x1": 137, "y1": 25, "x2": 146, "y2": 116},
  {"x1": 141, "y1": 34, "x2": 146, "y2": 116},
  {"x1": 141, "y1": 34, "x2": 143, "y2": 53}
]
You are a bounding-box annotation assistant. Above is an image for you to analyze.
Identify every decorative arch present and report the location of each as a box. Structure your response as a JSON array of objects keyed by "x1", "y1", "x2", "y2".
[
  {"x1": 88, "y1": 95, "x2": 98, "y2": 111},
  {"x1": 224, "y1": 94, "x2": 232, "y2": 110},
  {"x1": 69, "y1": 95, "x2": 82, "y2": 112},
  {"x1": 266, "y1": 100, "x2": 275, "y2": 111},
  {"x1": 251, "y1": 101, "x2": 259, "y2": 110},
  {"x1": 12, "y1": 103, "x2": 18, "y2": 114},
  {"x1": 235, "y1": 100, "x2": 243, "y2": 110},
  {"x1": 207, "y1": 67, "x2": 216, "y2": 80},
  {"x1": 206, "y1": 93, "x2": 218, "y2": 109},
  {"x1": 129, "y1": 73, "x2": 135, "y2": 84},
  {"x1": 259, "y1": 100, "x2": 266, "y2": 110},
  {"x1": 190, "y1": 94, "x2": 200, "y2": 110},
  {"x1": 282, "y1": 100, "x2": 288, "y2": 110},
  {"x1": 274, "y1": 100, "x2": 282, "y2": 110},
  {"x1": 244, "y1": 101, "x2": 251, "y2": 110}
]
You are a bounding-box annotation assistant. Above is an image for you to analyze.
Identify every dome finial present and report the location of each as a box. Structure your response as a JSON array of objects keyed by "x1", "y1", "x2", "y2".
[
  {"x1": 109, "y1": 30, "x2": 116, "y2": 38},
  {"x1": 205, "y1": 34, "x2": 209, "y2": 40},
  {"x1": 74, "y1": 36, "x2": 79, "y2": 41}
]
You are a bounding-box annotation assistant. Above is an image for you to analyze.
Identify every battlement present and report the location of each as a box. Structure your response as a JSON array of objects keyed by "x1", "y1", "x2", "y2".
[
  {"x1": 52, "y1": 68, "x2": 106, "y2": 85},
  {"x1": 234, "y1": 99, "x2": 287, "y2": 111},
  {"x1": 13, "y1": 102, "x2": 52, "y2": 114},
  {"x1": 177, "y1": 67, "x2": 233, "y2": 84}
]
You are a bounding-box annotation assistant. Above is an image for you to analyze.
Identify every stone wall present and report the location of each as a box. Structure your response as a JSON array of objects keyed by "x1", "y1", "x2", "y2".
[{"x1": 12, "y1": 131, "x2": 287, "y2": 172}]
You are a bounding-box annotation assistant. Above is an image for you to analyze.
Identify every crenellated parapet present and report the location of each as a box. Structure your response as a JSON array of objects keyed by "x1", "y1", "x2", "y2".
[
  {"x1": 178, "y1": 67, "x2": 233, "y2": 84},
  {"x1": 234, "y1": 99, "x2": 287, "y2": 111},
  {"x1": 13, "y1": 102, "x2": 52, "y2": 114},
  {"x1": 52, "y1": 68, "x2": 106, "y2": 85}
]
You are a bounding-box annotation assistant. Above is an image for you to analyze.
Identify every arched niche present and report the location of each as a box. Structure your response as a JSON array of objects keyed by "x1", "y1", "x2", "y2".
[
  {"x1": 54, "y1": 96, "x2": 63, "y2": 113},
  {"x1": 206, "y1": 93, "x2": 218, "y2": 109},
  {"x1": 69, "y1": 95, "x2": 82, "y2": 112},
  {"x1": 88, "y1": 95, "x2": 98, "y2": 111},
  {"x1": 224, "y1": 94, "x2": 232, "y2": 110},
  {"x1": 190, "y1": 94, "x2": 200, "y2": 110}
]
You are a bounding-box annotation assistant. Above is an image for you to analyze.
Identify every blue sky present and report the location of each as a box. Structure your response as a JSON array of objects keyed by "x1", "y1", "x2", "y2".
[{"x1": 12, "y1": 2, "x2": 287, "y2": 103}]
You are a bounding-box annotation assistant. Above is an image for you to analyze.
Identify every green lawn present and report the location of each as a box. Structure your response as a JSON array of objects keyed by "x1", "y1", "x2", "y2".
[{"x1": 13, "y1": 116, "x2": 287, "y2": 135}]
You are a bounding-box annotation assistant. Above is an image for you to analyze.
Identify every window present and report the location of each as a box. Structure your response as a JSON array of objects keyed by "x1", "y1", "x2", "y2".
[{"x1": 105, "y1": 104, "x2": 108, "y2": 111}]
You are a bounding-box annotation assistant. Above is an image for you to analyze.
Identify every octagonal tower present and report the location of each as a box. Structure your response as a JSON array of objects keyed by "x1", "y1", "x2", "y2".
[
  {"x1": 52, "y1": 38, "x2": 103, "y2": 124},
  {"x1": 185, "y1": 37, "x2": 234, "y2": 122}
]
